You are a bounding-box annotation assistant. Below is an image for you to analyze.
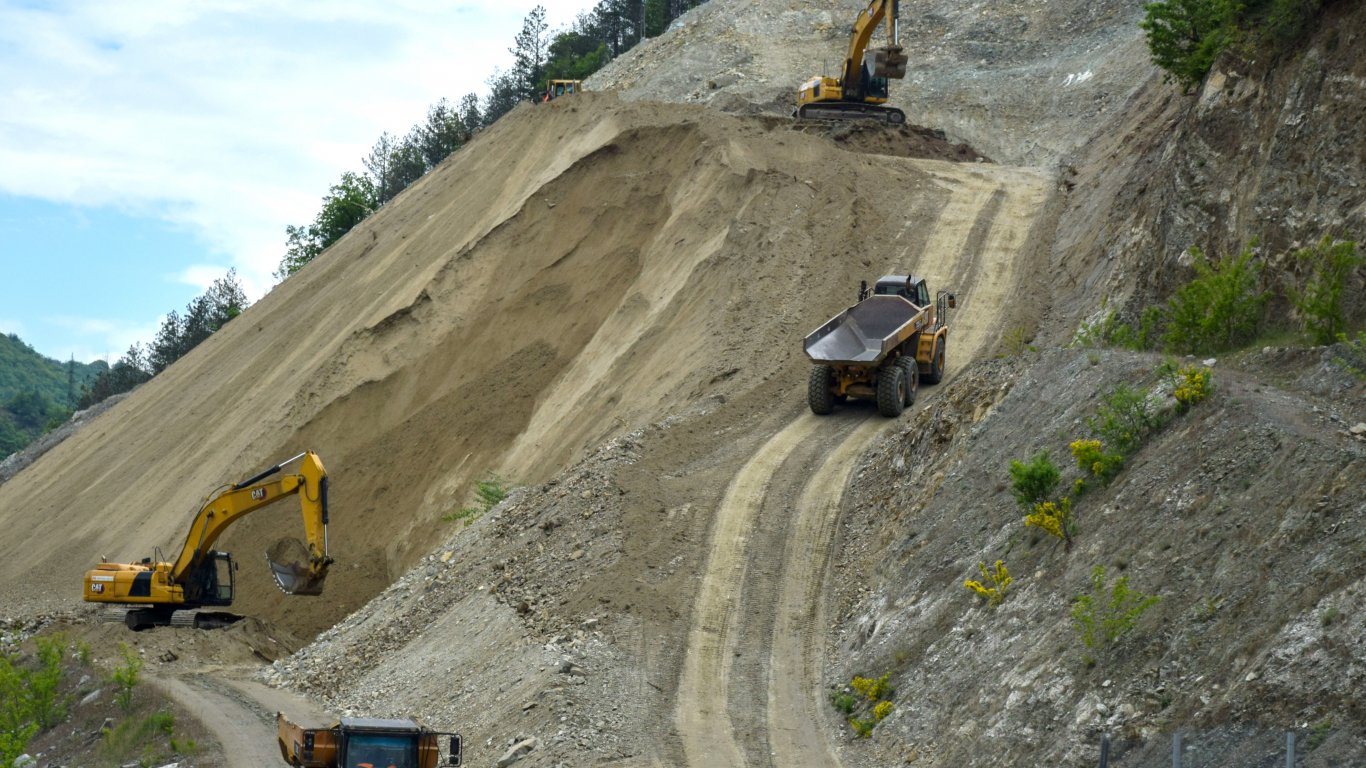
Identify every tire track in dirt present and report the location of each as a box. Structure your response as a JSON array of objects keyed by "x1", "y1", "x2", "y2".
[
  {"x1": 674, "y1": 413, "x2": 824, "y2": 767},
  {"x1": 670, "y1": 160, "x2": 1051, "y2": 768},
  {"x1": 767, "y1": 417, "x2": 887, "y2": 768}
]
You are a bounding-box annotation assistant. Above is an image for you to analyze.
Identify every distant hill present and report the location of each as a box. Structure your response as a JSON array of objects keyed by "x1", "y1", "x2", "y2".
[{"x1": 0, "y1": 332, "x2": 104, "y2": 456}]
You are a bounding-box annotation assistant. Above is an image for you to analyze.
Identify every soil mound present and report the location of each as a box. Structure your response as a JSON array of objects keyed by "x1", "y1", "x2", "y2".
[{"x1": 0, "y1": 92, "x2": 1023, "y2": 640}]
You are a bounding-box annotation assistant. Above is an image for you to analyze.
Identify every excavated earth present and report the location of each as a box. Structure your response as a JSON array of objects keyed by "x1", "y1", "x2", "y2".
[{"x1": 2, "y1": 0, "x2": 1364, "y2": 767}]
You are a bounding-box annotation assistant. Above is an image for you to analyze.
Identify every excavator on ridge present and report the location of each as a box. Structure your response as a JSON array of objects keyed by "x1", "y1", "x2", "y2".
[
  {"x1": 795, "y1": 0, "x2": 909, "y2": 124},
  {"x1": 83, "y1": 450, "x2": 334, "y2": 630}
]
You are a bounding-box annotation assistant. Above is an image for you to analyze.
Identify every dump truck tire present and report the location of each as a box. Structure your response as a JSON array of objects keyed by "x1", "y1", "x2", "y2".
[
  {"x1": 923, "y1": 337, "x2": 945, "y2": 384},
  {"x1": 898, "y1": 357, "x2": 918, "y2": 406},
  {"x1": 808, "y1": 365, "x2": 836, "y2": 415},
  {"x1": 876, "y1": 364, "x2": 906, "y2": 417}
]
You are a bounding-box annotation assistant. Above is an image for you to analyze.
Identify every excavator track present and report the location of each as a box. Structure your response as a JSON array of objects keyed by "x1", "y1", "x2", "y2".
[
  {"x1": 99, "y1": 607, "x2": 242, "y2": 630},
  {"x1": 795, "y1": 102, "x2": 906, "y2": 125}
]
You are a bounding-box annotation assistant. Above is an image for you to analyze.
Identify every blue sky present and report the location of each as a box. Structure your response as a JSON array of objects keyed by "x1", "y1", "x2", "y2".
[{"x1": 0, "y1": 0, "x2": 585, "y2": 363}]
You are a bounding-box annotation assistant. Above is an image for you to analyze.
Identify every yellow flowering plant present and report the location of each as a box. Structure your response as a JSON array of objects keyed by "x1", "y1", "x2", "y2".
[{"x1": 964, "y1": 560, "x2": 1013, "y2": 607}]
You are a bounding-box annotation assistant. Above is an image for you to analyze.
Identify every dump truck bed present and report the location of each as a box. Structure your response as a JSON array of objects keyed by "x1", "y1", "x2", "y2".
[{"x1": 804, "y1": 295, "x2": 929, "y2": 365}]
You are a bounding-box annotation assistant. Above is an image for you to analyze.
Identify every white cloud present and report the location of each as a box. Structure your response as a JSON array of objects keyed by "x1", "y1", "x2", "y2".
[
  {"x1": 0, "y1": 0, "x2": 587, "y2": 301},
  {"x1": 0, "y1": 318, "x2": 27, "y2": 338},
  {"x1": 47, "y1": 314, "x2": 162, "y2": 362}
]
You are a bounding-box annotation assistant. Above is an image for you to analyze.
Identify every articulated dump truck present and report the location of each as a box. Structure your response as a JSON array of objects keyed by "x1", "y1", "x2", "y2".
[
  {"x1": 277, "y1": 711, "x2": 462, "y2": 768},
  {"x1": 804, "y1": 274, "x2": 954, "y2": 417}
]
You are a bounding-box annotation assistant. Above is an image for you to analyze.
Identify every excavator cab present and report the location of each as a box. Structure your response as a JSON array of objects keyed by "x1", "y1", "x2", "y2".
[{"x1": 182, "y1": 551, "x2": 236, "y2": 605}]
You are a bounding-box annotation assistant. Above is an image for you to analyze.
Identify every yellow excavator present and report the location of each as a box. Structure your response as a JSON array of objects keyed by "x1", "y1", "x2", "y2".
[
  {"x1": 83, "y1": 451, "x2": 334, "y2": 630},
  {"x1": 795, "y1": 0, "x2": 909, "y2": 124}
]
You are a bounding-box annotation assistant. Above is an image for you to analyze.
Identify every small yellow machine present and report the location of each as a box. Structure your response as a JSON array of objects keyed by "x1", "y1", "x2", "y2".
[
  {"x1": 83, "y1": 451, "x2": 334, "y2": 630},
  {"x1": 542, "y1": 79, "x2": 583, "y2": 102},
  {"x1": 277, "y1": 711, "x2": 462, "y2": 768},
  {"x1": 795, "y1": 0, "x2": 909, "y2": 123}
]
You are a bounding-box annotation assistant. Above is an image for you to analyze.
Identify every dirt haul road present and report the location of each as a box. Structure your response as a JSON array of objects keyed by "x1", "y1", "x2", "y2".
[
  {"x1": 666, "y1": 160, "x2": 1050, "y2": 768},
  {"x1": 0, "y1": 93, "x2": 1053, "y2": 766}
]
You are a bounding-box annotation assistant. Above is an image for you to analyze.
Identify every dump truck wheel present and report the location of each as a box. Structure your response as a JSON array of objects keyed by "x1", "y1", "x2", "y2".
[
  {"x1": 876, "y1": 364, "x2": 906, "y2": 417},
  {"x1": 923, "y1": 338, "x2": 945, "y2": 384},
  {"x1": 898, "y1": 357, "x2": 918, "y2": 406},
  {"x1": 808, "y1": 366, "x2": 836, "y2": 415}
]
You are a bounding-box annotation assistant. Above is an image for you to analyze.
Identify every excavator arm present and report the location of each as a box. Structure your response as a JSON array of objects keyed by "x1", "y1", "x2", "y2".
[
  {"x1": 841, "y1": 0, "x2": 906, "y2": 96},
  {"x1": 172, "y1": 450, "x2": 332, "y2": 595}
]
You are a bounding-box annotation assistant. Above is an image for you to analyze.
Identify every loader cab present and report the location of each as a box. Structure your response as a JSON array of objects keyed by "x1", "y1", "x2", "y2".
[{"x1": 543, "y1": 79, "x2": 582, "y2": 102}]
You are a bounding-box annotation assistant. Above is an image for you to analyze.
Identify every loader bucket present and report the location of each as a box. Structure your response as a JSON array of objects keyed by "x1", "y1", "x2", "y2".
[{"x1": 266, "y1": 538, "x2": 327, "y2": 596}]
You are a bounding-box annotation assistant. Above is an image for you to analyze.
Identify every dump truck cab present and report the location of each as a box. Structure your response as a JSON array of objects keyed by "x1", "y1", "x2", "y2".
[{"x1": 872, "y1": 274, "x2": 931, "y2": 306}]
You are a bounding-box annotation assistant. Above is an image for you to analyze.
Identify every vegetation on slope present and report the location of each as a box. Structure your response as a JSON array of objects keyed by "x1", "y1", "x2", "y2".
[
  {"x1": 1143, "y1": 0, "x2": 1329, "y2": 90},
  {"x1": 276, "y1": 0, "x2": 710, "y2": 280}
]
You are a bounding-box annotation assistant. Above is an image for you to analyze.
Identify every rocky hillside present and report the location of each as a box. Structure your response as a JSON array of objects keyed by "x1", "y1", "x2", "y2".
[
  {"x1": 1, "y1": 0, "x2": 1362, "y2": 767},
  {"x1": 588, "y1": 0, "x2": 1158, "y2": 166}
]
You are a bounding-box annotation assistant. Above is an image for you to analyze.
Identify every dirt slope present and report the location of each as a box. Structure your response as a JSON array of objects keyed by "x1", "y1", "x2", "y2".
[
  {"x1": 0, "y1": 93, "x2": 1034, "y2": 639},
  {"x1": 263, "y1": 121, "x2": 1054, "y2": 766}
]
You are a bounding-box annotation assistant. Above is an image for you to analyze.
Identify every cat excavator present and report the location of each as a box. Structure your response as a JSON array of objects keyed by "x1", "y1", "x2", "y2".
[
  {"x1": 795, "y1": 0, "x2": 908, "y2": 124},
  {"x1": 83, "y1": 451, "x2": 334, "y2": 630}
]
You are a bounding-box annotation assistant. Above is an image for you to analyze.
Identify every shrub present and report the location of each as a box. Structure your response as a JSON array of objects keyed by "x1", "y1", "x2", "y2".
[
  {"x1": 1071, "y1": 566, "x2": 1161, "y2": 662},
  {"x1": 1088, "y1": 385, "x2": 1157, "y2": 455},
  {"x1": 0, "y1": 655, "x2": 40, "y2": 766},
  {"x1": 111, "y1": 643, "x2": 143, "y2": 710},
  {"x1": 1025, "y1": 497, "x2": 1075, "y2": 549},
  {"x1": 1290, "y1": 237, "x2": 1362, "y2": 346},
  {"x1": 964, "y1": 560, "x2": 1013, "y2": 607},
  {"x1": 873, "y1": 700, "x2": 894, "y2": 722},
  {"x1": 0, "y1": 635, "x2": 70, "y2": 764},
  {"x1": 1163, "y1": 245, "x2": 1268, "y2": 354},
  {"x1": 1069, "y1": 439, "x2": 1124, "y2": 484},
  {"x1": 444, "y1": 475, "x2": 510, "y2": 523},
  {"x1": 1141, "y1": 0, "x2": 1240, "y2": 91},
  {"x1": 1008, "y1": 451, "x2": 1060, "y2": 509},
  {"x1": 1169, "y1": 364, "x2": 1213, "y2": 410},
  {"x1": 837, "y1": 673, "x2": 895, "y2": 738}
]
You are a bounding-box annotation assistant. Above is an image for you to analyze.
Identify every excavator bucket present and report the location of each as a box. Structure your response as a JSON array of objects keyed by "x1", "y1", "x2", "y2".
[
  {"x1": 267, "y1": 538, "x2": 327, "y2": 596},
  {"x1": 867, "y1": 47, "x2": 908, "y2": 79}
]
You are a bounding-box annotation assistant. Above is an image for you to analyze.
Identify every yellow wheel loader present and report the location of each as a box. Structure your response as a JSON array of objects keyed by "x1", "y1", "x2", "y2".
[
  {"x1": 804, "y1": 275, "x2": 954, "y2": 417},
  {"x1": 277, "y1": 711, "x2": 462, "y2": 768},
  {"x1": 83, "y1": 451, "x2": 334, "y2": 630}
]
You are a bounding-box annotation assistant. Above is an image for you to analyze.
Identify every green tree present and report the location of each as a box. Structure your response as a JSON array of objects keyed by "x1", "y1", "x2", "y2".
[
  {"x1": 414, "y1": 98, "x2": 467, "y2": 169},
  {"x1": 483, "y1": 69, "x2": 523, "y2": 126},
  {"x1": 1008, "y1": 451, "x2": 1061, "y2": 509},
  {"x1": 457, "y1": 94, "x2": 482, "y2": 135},
  {"x1": 1163, "y1": 245, "x2": 1267, "y2": 354},
  {"x1": 77, "y1": 344, "x2": 152, "y2": 409},
  {"x1": 1290, "y1": 236, "x2": 1362, "y2": 345},
  {"x1": 1140, "y1": 0, "x2": 1240, "y2": 91},
  {"x1": 511, "y1": 6, "x2": 550, "y2": 101},
  {"x1": 277, "y1": 171, "x2": 378, "y2": 279},
  {"x1": 546, "y1": 32, "x2": 611, "y2": 80}
]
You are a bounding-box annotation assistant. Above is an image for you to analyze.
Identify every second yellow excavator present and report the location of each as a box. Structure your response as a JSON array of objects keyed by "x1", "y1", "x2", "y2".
[
  {"x1": 795, "y1": 0, "x2": 909, "y2": 124},
  {"x1": 83, "y1": 451, "x2": 334, "y2": 630}
]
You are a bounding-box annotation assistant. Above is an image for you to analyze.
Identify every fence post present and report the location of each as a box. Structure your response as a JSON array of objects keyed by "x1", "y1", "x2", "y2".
[
  {"x1": 1286, "y1": 731, "x2": 1295, "y2": 768},
  {"x1": 1098, "y1": 733, "x2": 1110, "y2": 768},
  {"x1": 1172, "y1": 732, "x2": 1181, "y2": 768}
]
